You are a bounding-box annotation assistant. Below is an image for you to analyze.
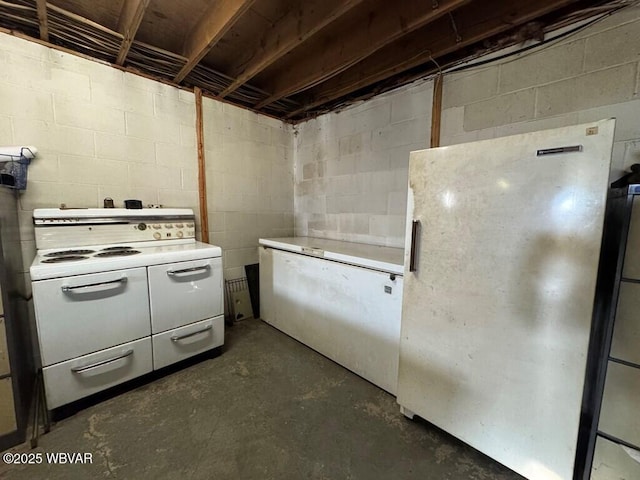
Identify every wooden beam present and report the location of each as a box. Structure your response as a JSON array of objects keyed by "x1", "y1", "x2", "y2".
[
  {"x1": 253, "y1": 0, "x2": 470, "y2": 109},
  {"x1": 431, "y1": 74, "x2": 443, "y2": 148},
  {"x1": 289, "y1": 0, "x2": 577, "y2": 117},
  {"x1": 47, "y1": 4, "x2": 124, "y2": 37},
  {"x1": 35, "y1": 0, "x2": 48, "y2": 42},
  {"x1": 173, "y1": 0, "x2": 255, "y2": 84},
  {"x1": 195, "y1": 87, "x2": 209, "y2": 244},
  {"x1": 115, "y1": 0, "x2": 150, "y2": 65},
  {"x1": 218, "y1": 0, "x2": 365, "y2": 99}
]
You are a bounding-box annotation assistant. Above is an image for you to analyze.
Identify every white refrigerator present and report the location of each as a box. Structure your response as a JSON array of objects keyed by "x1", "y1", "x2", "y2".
[{"x1": 397, "y1": 119, "x2": 615, "y2": 480}]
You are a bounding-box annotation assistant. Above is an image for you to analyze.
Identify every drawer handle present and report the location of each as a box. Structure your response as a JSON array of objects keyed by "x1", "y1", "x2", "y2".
[
  {"x1": 62, "y1": 277, "x2": 127, "y2": 293},
  {"x1": 71, "y1": 349, "x2": 134, "y2": 373},
  {"x1": 171, "y1": 324, "x2": 213, "y2": 342},
  {"x1": 409, "y1": 220, "x2": 421, "y2": 272},
  {"x1": 166, "y1": 265, "x2": 210, "y2": 276}
]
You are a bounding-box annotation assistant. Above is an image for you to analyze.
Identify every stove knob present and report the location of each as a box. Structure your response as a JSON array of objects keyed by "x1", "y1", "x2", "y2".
[
  {"x1": 137, "y1": 223, "x2": 147, "y2": 231},
  {"x1": 153, "y1": 232, "x2": 161, "y2": 240},
  {"x1": 176, "y1": 231, "x2": 184, "y2": 238}
]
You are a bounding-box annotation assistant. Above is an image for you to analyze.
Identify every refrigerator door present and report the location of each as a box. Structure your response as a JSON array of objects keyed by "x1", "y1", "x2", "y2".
[{"x1": 398, "y1": 119, "x2": 615, "y2": 480}]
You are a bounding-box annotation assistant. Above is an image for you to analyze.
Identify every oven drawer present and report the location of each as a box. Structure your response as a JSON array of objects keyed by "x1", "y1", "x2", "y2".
[
  {"x1": 42, "y1": 337, "x2": 152, "y2": 409},
  {"x1": 33, "y1": 267, "x2": 151, "y2": 366},
  {"x1": 152, "y1": 315, "x2": 223, "y2": 370},
  {"x1": 148, "y1": 258, "x2": 223, "y2": 334}
]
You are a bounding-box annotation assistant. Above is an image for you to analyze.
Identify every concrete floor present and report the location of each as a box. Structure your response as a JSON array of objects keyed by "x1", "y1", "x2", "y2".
[{"x1": 1, "y1": 319, "x2": 521, "y2": 479}]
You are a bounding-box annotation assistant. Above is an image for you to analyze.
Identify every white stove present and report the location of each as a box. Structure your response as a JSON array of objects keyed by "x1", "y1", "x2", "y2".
[{"x1": 30, "y1": 208, "x2": 224, "y2": 409}]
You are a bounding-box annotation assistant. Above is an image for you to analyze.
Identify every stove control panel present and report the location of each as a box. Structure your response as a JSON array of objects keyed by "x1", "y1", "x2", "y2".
[
  {"x1": 139, "y1": 222, "x2": 195, "y2": 240},
  {"x1": 34, "y1": 214, "x2": 197, "y2": 250}
]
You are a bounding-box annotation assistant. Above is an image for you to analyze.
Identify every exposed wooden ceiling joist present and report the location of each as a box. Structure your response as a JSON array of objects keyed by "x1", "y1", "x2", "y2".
[
  {"x1": 288, "y1": 0, "x2": 580, "y2": 119},
  {"x1": 173, "y1": 0, "x2": 256, "y2": 84},
  {"x1": 218, "y1": 0, "x2": 366, "y2": 99},
  {"x1": 0, "y1": 0, "x2": 622, "y2": 121},
  {"x1": 115, "y1": 0, "x2": 150, "y2": 65},
  {"x1": 35, "y1": 0, "x2": 48, "y2": 41},
  {"x1": 253, "y1": 0, "x2": 471, "y2": 109}
]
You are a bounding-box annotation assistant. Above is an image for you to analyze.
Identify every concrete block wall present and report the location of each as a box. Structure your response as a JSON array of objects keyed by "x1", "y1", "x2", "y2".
[
  {"x1": 0, "y1": 32, "x2": 293, "y2": 294},
  {"x1": 202, "y1": 98, "x2": 294, "y2": 280},
  {"x1": 0, "y1": 34, "x2": 199, "y2": 290},
  {"x1": 440, "y1": 6, "x2": 640, "y2": 180},
  {"x1": 294, "y1": 81, "x2": 432, "y2": 248}
]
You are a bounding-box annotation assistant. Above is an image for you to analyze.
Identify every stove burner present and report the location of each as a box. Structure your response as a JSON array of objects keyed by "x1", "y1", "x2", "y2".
[
  {"x1": 42, "y1": 255, "x2": 89, "y2": 263},
  {"x1": 100, "y1": 246, "x2": 133, "y2": 251},
  {"x1": 94, "y1": 250, "x2": 141, "y2": 257},
  {"x1": 44, "y1": 249, "x2": 95, "y2": 257}
]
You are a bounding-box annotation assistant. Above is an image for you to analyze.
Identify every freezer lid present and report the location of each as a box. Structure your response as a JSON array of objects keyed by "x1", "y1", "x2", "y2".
[{"x1": 259, "y1": 237, "x2": 404, "y2": 275}]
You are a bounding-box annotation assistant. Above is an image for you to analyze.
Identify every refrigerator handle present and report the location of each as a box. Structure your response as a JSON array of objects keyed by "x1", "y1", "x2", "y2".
[{"x1": 409, "y1": 220, "x2": 420, "y2": 272}]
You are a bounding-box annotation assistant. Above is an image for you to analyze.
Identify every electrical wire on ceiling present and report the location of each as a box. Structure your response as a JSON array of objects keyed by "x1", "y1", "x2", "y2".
[
  {"x1": 313, "y1": 0, "x2": 639, "y2": 119},
  {"x1": 442, "y1": 0, "x2": 640, "y2": 76}
]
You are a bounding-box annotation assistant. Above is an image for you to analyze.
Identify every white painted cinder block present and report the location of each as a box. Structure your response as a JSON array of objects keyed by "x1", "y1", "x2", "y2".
[
  {"x1": 0, "y1": 33, "x2": 49, "y2": 61},
  {"x1": 20, "y1": 240, "x2": 36, "y2": 274},
  {"x1": 28, "y1": 154, "x2": 60, "y2": 185},
  {"x1": 337, "y1": 214, "x2": 370, "y2": 235},
  {"x1": 90, "y1": 83, "x2": 156, "y2": 116},
  {"x1": 326, "y1": 195, "x2": 356, "y2": 214},
  {"x1": 372, "y1": 118, "x2": 429, "y2": 150},
  {"x1": 18, "y1": 210, "x2": 35, "y2": 242},
  {"x1": 388, "y1": 143, "x2": 426, "y2": 170},
  {"x1": 498, "y1": 40, "x2": 585, "y2": 94},
  {"x1": 536, "y1": 63, "x2": 637, "y2": 118},
  {"x1": 125, "y1": 112, "x2": 179, "y2": 143},
  {"x1": 96, "y1": 133, "x2": 155, "y2": 163},
  {"x1": 0, "y1": 116, "x2": 13, "y2": 144},
  {"x1": 355, "y1": 150, "x2": 389, "y2": 173},
  {"x1": 13, "y1": 119, "x2": 95, "y2": 157},
  {"x1": 369, "y1": 215, "x2": 405, "y2": 238},
  {"x1": 157, "y1": 188, "x2": 198, "y2": 210},
  {"x1": 59, "y1": 155, "x2": 128, "y2": 186},
  {"x1": 181, "y1": 168, "x2": 198, "y2": 190},
  {"x1": 155, "y1": 142, "x2": 197, "y2": 167},
  {"x1": 494, "y1": 113, "x2": 580, "y2": 138},
  {"x1": 44, "y1": 68, "x2": 91, "y2": 102},
  {"x1": 178, "y1": 90, "x2": 195, "y2": 104},
  {"x1": 584, "y1": 20, "x2": 640, "y2": 72},
  {"x1": 464, "y1": 89, "x2": 536, "y2": 130},
  {"x1": 130, "y1": 163, "x2": 180, "y2": 189},
  {"x1": 57, "y1": 183, "x2": 99, "y2": 208},
  {"x1": 54, "y1": 97, "x2": 125, "y2": 134},
  {"x1": 390, "y1": 82, "x2": 432, "y2": 123},
  {"x1": 18, "y1": 181, "x2": 61, "y2": 211},
  {"x1": 352, "y1": 193, "x2": 387, "y2": 215},
  {"x1": 153, "y1": 93, "x2": 196, "y2": 126},
  {"x1": 387, "y1": 191, "x2": 408, "y2": 215},
  {"x1": 0, "y1": 86, "x2": 54, "y2": 121},
  {"x1": 443, "y1": 68, "x2": 499, "y2": 109},
  {"x1": 180, "y1": 125, "x2": 197, "y2": 147}
]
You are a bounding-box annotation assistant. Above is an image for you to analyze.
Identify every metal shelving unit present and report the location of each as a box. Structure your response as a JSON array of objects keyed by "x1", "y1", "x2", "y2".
[{"x1": 581, "y1": 184, "x2": 640, "y2": 479}]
